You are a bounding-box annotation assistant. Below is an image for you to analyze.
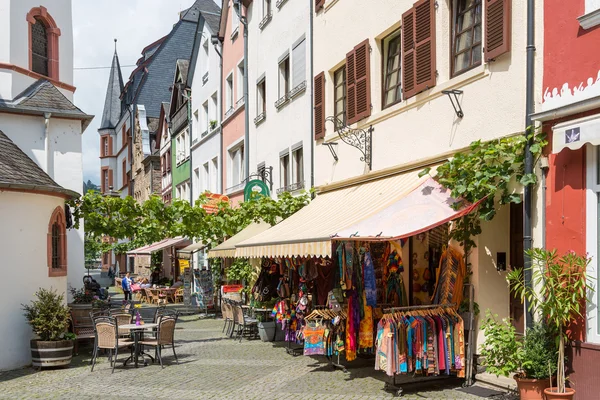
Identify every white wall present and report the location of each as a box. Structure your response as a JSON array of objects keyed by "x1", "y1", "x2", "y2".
[
  {"x1": 0, "y1": 191, "x2": 67, "y2": 371},
  {"x1": 247, "y1": 0, "x2": 311, "y2": 196}
]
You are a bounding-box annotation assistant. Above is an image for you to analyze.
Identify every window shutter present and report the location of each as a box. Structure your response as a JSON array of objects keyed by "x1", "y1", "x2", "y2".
[
  {"x1": 108, "y1": 136, "x2": 113, "y2": 156},
  {"x1": 345, "y1": 49, "x2": 357, "y2": 124},
  {"x1": 402, "y1": 8, "x2": 416, "y2": 99},
  {"x1": 413, "y1": 0, "x2": 436, "y2": 94},
  {"x1": 315, "y1": 0, "x2": 325, "y2": 11},
  {"x1": 292, "y1": 39, "x2": 306, "y2": 89},
  {"x1": 108, "y1": 169, "x2": 113, "y2": 189},
  {"x1": 485, "y1": 0, "x2": 511, "y2": 61},
  {"x1": 314, "y1": 71, "x2": 325, "y2": 140},
  {"x1": 353, "y1": 39, "x2": 371, "y2": 122}
]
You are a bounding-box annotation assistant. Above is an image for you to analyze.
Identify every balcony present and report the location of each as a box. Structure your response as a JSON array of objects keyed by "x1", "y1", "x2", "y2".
[
  {"x1": 202, "y1": 71, "x2": 209, "y2": 85},
  {"x1": 254, "y1": 112, "x2": 266, "y2": 126},
  {"x1": 259, "y1": 12, "x2": 272, "y2": 30},
  {"x1": 274, "y1": 94, "x2": 289, "y2": 110},
  {"x1": 276, "y1": 181, "x2": 305, "y2": 195}
]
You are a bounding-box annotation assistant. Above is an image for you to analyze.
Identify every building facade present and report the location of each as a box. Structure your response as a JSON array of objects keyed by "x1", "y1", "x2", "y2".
[
  {"x1": 0, "y1": 0, "x2": 91, "y2": 370},
  {"x1": 531, "y1": 1, "x2": 600, "y2": 398},
  {"x1": 246, "y1": 0, "x2": 311, "y2": 197},
  {"x1": 169, "y1": 60, "x2": 192, "y2": 203}
]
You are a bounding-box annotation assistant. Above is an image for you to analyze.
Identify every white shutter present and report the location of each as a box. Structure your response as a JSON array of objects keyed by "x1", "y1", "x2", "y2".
[{"x1": 292, "y1": 39, "x2": 306, "y2": 89}]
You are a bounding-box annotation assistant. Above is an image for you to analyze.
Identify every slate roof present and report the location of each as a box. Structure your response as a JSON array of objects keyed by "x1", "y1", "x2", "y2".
[
  {"x1": 187, "y1": 0, "x2": 222, "y2": 87},
  {"x1": 182, "y1": 0, "x2": 221, "y2": 31},
  {"x1": 99, "y1": 50, "x2": 124, "y2": 130},
  {"x1": 0, "y1": 130, "x2": 78, "y2": 198},
  {"x1": 0, "y1": 80, "x2": 94, "y2": 130}
]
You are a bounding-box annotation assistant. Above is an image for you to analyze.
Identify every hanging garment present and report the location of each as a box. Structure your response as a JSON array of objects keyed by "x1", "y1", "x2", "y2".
[
  {"x1": 363, "y1": 251, "x2": 377, "y2": 307},
  {"x1": 316, "y1": 261, "x2": 335, "y2": 305},
  {"x1": 304, "y1": 325, "x2": 326, "y2": 356},
  {"x1": 431, "y1": 246, "x2": 466, "y2": 307},
  {"x1": 345, "y1": 290, "x2": 359, "y2": 361},
  {"x1": 344, "y1": 242, "x2": 354, "y2": 290},
  {"x1": 358, "y1": 303, "x2": 374, "y2": 349}
]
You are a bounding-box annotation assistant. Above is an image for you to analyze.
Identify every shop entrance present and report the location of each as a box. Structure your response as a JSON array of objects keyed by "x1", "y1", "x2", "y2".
[{"x1": 509, "y1": 202, "x2": 525, "y2": 334}]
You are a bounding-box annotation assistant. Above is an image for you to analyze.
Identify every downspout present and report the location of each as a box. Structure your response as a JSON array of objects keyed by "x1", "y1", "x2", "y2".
[
  {"x1": 213, "y1": 37, "x2": 224, "y2": 194},
  {"x1": 309, "y1": 0, "x2": 315, "y2": 198},
  {"x1": 523, "y1": 0, "x2": 535, "y2": 330},
  {"x1": 44, "y1": 112, "x2": 52, "y2": 177},
  {"x1": 187, "y1": 88, "x2": 193, "y2": 204},
  {"x1": 129, "y1": 105, "x2": 135, "y2": 197},
  {"x1": 242, "y1": 12, "x2": 250, "y2": 182}
]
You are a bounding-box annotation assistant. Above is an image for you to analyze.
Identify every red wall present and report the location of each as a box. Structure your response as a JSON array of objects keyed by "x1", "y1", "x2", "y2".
[{"x1": 543, "y1": 0, "x2": 600, "y2": 96}]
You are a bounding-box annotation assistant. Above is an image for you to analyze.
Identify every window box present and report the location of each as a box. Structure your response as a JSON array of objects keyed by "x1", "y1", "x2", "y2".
[
  {"x1": 289, "y1": 81, "x2": 307, "y2": 99},
  {"x1": 259, "y1": 12, "x2": 272, "y2": 30},
  {"x1": 274, "y1": 94, "x2": 289, "y2": 110},
  {"x1": 254, "y1": 112, "x2": 267, "y2": 126}
]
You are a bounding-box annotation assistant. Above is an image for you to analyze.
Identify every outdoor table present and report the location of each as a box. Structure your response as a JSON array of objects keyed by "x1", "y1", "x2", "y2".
[
  {"x1": 121, "y1": 323, "x2": 158, "y2": 368},
  {"x1": 160, "y1": 288, "x2": 176, "y2": 303}
]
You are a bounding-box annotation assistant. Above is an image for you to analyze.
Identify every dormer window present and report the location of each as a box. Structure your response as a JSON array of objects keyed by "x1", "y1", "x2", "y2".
[{"x1": 26, "y1": 6, "x2": 61, "y2": 80}]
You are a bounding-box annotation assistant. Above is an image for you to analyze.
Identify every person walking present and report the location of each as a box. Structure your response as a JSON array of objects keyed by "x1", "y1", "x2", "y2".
[{"x1": 122, "y1": 272, "x2": 132, "y2": 302}]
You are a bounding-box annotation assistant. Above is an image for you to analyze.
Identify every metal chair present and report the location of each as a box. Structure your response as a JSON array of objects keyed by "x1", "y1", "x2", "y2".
[{"x1": 233, "y1": 303, "x2": 258, "y2": 342}]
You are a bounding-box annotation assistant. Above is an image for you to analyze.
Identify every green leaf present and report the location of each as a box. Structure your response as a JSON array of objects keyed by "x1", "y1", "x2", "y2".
[{"x1": 418, "y1": 167, "x2": 431, "y2": 178}]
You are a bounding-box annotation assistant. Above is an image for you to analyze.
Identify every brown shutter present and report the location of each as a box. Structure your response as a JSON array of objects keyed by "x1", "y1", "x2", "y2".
[
  {"x1": 108, "y1": 136, "x2": 113, "y2": 156},
  {"x1": 353, "y1": 39, "x2": 371, "y2": 122},
  {"x1": 413, "y1": 0, "x2": 436, "y2": 94},
  {"x1": 485, "y1": 0, "x2": 511, "y2": 61},
  {"x1": 314, "y1": 71, "x2": 325, "y2": 140},
  {"x1": 402, "y1": 8, "x2": 416, "y2": 99},
  {"x1": 315, "y1": 0, "x2": 325, "y2": 11},
  {"x1": 345, "y1": 49, "x2": 357, "y2": 124},
  {"x1": 108, "y1": 169, "x2": 113, "y2": 189}
]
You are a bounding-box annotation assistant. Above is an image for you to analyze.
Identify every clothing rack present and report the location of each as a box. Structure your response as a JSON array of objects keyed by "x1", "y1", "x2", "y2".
[
  {"x1": 380, "y1": 302, "x2": 466, "y2": 397},
  {"x1": 305, "y1": 305, "x2": 349, "y2": 373}
]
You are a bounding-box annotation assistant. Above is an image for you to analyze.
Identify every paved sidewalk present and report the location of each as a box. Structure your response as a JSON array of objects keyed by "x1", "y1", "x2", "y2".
[{"x1": 0, "y1": 316, "x2": 514, "y2": 399}]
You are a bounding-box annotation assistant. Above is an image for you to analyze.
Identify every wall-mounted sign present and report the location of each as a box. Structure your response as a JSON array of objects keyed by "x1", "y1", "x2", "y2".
[
  {"x1": 244, "y1": 179, "x2": 270, "y2": 201},
  {"x1": 202, "y1": 193, "x2": 230, "y2": 214}
]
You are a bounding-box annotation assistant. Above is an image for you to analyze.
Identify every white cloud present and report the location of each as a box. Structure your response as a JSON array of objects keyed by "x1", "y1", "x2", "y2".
[{"x1": 73, "y1": 0, "x2": 190, "y2": 184}]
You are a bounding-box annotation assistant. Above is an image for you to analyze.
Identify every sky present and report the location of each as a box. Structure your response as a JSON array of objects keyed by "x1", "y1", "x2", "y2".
[{"x1": 73, "y1": 0, "x2": 194, "y2": 184}]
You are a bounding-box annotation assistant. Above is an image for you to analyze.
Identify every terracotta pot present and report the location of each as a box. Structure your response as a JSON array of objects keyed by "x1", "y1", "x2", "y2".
[
  {"x1": 544, "y1": 387, "x2": 576, "y2": 400},
  {"x1": 514, "y1": 376, "x2": 550, "y2": 400}
]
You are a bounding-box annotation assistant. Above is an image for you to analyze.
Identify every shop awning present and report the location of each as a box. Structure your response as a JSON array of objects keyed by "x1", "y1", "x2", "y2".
[
  {"x1": 235, "y1": 167, "x2": 434, "y2": 258},
  {"x1": 208, "y1": 221, "x2": 273, "y2": 259},
  {"x1": 551, "y1": 113, "x2": 600, "y2": 153},
  {"x1": 127, "y1": 237, "x2": 191, "y2": 256},
  {"x1": 176, "y1": 241, "x2": 207, "y2": 259},
  {"x1": 333, "y1": 178, "x2": 479, "y2": 241}
]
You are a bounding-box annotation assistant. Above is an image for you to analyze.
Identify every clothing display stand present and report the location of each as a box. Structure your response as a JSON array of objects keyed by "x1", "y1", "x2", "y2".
[
  {"x1": 380, "y1": 303, "x2": 464, "y2": 397},
  {"x1": 305, "y1": 306, "x2": 349, "y2": 373}
]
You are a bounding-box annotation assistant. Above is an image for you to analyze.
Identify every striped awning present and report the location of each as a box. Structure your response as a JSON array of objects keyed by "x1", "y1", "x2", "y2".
[
  {"x1": 127, "y1": 237, "x2": 191, "y2": 256},
  {"x1": 207, "y1": 221, "x2": 273, "y2": 259},
  {"x1": 235, "y1": 167, "x2": 435, "y2": 258}
]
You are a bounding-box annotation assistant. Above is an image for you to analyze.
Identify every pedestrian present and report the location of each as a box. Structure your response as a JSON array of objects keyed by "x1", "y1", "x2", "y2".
[{"x1": 122, "y1": 272, "x2": 132, "y2": 302}]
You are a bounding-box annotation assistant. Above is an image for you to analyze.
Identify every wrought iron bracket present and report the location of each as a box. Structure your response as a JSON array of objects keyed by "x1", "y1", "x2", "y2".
[
  {"x1": 325, "y1": 116, "x2": 373, "y2": 170},
  {"x1": 441, "y1": 89, "x2": 464, "y2": 118},
  {"x1": 323, "y1": 142, "x2": 338, "y2": 162},
  {"x1": 248, "y1": 166, "x2": 273, "y2": 191}
]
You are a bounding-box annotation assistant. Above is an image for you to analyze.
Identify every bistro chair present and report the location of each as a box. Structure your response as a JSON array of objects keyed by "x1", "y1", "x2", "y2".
[
  {"x1": 139, "y1": 315, "x2": 179, "y2": 368},
  {"x1": 145, "y1": 288, "x2": 160, "y2": 305},
  {"x1": 222, "y1": 300, "x2": 235, "y2": 337},
  {"x1": 109, "y1": 311, "x2": 133, "y2": 339},
  {"x1": 90, "y1": 316, "x2": 133, "y2": 373},
  {"x1": 233, "y1": 303, "x2": 258, "y2": 343},
  {"x1": 175, "y1": 288, "x2": 184, "y2": 303}
]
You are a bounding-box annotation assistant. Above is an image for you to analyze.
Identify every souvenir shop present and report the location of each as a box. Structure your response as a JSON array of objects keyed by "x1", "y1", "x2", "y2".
[{"x1": 236, "y1": 175, "x2": 480, "y2": 394}]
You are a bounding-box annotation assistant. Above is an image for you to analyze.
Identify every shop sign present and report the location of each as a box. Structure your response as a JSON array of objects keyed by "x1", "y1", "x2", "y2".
[
  {"x1": 202, "y1": 193, "x2": 230, "y2": 214},
  {"x1": 244, "y1": 179, "x2": 270, "y2": 201}
]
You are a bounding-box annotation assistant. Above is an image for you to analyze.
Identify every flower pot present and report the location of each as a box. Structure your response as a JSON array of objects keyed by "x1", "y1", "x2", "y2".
[
  {"x1": 30, "y1": 339, "x2": 73, "y2": 368},
  {"x1": 274, "y1": 321, "x2": 286, "y2": 341},
  {"x1": 513, "y1": 376, "x2": 550, "y2": 400},
  {"x1": 543, "y1": 387, "x2": 576, "y2": 400},
  {"x1": 258, "y1": 321, "x2": 276, "y2": 342}
]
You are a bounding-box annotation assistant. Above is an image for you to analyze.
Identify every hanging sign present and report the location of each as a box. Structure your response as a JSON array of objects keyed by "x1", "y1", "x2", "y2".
[
  {"x1": 202, "y1": 193, "x2": 230, "y2": 214},
  {"x1": 244, "y1": 179, "x2": 270, "y2": 201}
]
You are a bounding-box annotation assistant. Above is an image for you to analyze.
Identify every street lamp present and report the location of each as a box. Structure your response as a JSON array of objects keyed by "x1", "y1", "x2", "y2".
[{"x1": 232, "y1": 0, "x2": 250, "y2": 182}]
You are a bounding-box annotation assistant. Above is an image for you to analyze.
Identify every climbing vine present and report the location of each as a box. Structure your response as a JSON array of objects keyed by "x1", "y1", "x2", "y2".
[{"x1": 420, "y1": 131, "x2": 547, "y2": 251}]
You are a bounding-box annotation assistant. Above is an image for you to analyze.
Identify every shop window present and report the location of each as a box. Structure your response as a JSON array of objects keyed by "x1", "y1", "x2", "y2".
[
  {"x1": 47, "y1": 206, "x2": 67, "y2": 277},
  {"x1": 333, "y1": 65, "x2": 346, "y2": 130},
  {"x1": 383, "y1": 32, "x2": 402, "y2": 108},
  {"x1": 27, "y1": 7, "x2": 60, "y2": 80},
  {"x1": 451, "y1": 0, "x2": 482, "y2": 76}
]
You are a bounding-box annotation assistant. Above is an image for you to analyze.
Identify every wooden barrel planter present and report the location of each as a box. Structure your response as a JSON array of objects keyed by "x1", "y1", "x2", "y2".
[{"x1": 30, "y1": 339, "x2": 74, "y2": 368}]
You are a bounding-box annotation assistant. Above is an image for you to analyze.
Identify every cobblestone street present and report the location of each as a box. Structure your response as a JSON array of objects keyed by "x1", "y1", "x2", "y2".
[{"x1": 0, "y1": 313, "x2": 513, "y2": 400}]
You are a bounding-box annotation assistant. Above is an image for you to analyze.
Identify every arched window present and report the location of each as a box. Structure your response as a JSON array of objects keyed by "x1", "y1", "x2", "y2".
[
  {"x1": 47, "y1": 206, "x2": 67, "y2": 277},
  {"x1": 26, "y1": 7, "x2": 61, "y2": 80}
]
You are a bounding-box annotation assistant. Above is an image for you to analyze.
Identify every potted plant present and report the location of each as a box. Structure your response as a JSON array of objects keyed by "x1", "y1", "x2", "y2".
[
  {"x1": 480, "y1": 311, "x2": 557, "y2": 400},
  {"x1": 507, "y1": 248, "x2": 592, "y2": 400},
  {"x1": 22, "y1": 288, "x2": 75, "y2": 368},
  {"x1": 209, "y1": 120, "x2": 218, "y2": 130}
]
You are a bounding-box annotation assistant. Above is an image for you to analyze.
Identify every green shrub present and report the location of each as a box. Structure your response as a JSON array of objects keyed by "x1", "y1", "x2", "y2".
[
  {"x1": 22, "y1": 288, "x2": 71, "y2": 341},
  {"x1": 522, "y1": 322, "x2": 558, "y2": 379},
  {"x1": 480, "y1": 310, "x2": 523, "y2": 377}
]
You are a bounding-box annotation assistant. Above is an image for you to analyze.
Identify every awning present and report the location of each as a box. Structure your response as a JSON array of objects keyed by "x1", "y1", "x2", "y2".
[
  {"x1": 334, "y1": 178, "x2": 479, "y2": 241},
  {"x1": 552, "y1": 113, "x2": 600, "y2": 153},
  {"x1": 235, "y1": 167, "x2": 434, "y2": 258},
  {"x1": 176, "y1": 241, "x2": 207, "y2": 259},
  {"x1": 127, "y1": 237, "x2": 191, "y2": 256},
  {"x1": 208, "y1": 221, "x2": 273, "y2": 259}
]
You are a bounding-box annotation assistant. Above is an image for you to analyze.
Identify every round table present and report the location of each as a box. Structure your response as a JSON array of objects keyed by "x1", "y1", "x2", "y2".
[{"x1": 120, "y1": 323, "x2": 158, "y2": 367}]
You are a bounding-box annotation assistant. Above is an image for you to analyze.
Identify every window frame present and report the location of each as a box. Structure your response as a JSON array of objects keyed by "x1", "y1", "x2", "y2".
[
  {"x1": 292, "y1": 146, "x2": 304, "y2": 186},
  {"x1": 26, "y1": 7, "x2": 61, "y2": 80},
  {"x1": 451, "y1": 0, "x2": 483, "y2": 77},
  {"x1": 278, "y1": 56, "x2": 290, "y2": 99},
  {"x1": 280, "y1": 151, "x2": 290, "y2": 189},
  {"x1": 226, "y1": 72, "x2": 234, "y2": 112},
  {"x1": 333, "y1": 65, "x2": 347, "y2": 130},
  {"x1": 382, "y1": 31, "x2": 403, "y2": 109},
  {"x1": 257, "y1": 77, "x2": 267, "y2": 115},
  {"x1": 586, "y1": 145, "x2": 600, "y2": 344},
  {"x1": 47, "y1": 206, "x2": 67, "y2": 277}
]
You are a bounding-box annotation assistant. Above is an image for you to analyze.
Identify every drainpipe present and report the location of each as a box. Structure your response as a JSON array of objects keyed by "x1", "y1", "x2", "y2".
[
  {"x1": 242, "y1": 13, "x2": 250, "y2": 182},
  {"x1": 186, "y1": 87, "x2": 193, "y2": 204},
  {"x1": 129, "y1": 105, "x2": 135, "y2": 197},
  {"x1": 44, "y1": 112, "x2": 52, "y2": 177},
  {"x1": 213, "y1": 36, "x2": 223, "y2": 194},
  {"x1": 309, "y1": 0, "x2": 315, "y2": 197},
  {"x1": 523, "y1": 0, "x2": 535, "y2": 330}
]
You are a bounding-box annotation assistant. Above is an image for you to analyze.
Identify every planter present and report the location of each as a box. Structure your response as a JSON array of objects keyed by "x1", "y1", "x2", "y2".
[
  {"x1": 544, "y1": 388, "x2": 576, "y2": 400},
  {"x1": 514, "y1": 376, "x2": 550, "y2": 400},
  {"x1": 258, "y1": 321, "x2": 276, "y2": 342},
  {"x1": 274, "y1": 321, "x2": 286, "y2": 342},
  {"x1": 30, "y1": 339, "x2": 74, "y2": 368}
]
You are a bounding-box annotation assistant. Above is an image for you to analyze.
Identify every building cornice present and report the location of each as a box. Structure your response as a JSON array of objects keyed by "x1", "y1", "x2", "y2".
[{"x1": 0, "y1": 63, "x2": 76, "y2": 92}]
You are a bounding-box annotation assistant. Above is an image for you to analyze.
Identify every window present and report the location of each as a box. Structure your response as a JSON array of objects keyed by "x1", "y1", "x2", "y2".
[
  {"x1": 278, "y1": 56, "x2": 290, "y2": 99},
  {"x1": 211, "y1": 157, "x2": 219, "y2": 193},
  {"x1": 203, "y1": 40, "x2": 210, "y2": 72},
  {"x1": 452, "y1": 0, "x2": 482, "y2": 76},
  {"x1": 27, "y1": 7, "x2": 60, "y2": 80},
  {"x1": 47, "y1": 206, "x2": 67, "y2": 277},
  {"x1": 194, "y1": 167, "x2": 200, "y2": 193},
  {"x1": 202, "y1": 102, "x2": 209, "y2": 133},
  {"x1": 334, "y1": 66, "x2": 346, "y2": 129},
  {"x1": 237, "y1": 61, "x2": 245, "y2": 104},
  {"x1": 231, "y1": 5, "x2": 240, "y2": 35},
  {"x1": 257, "y1": 78, "x2": 266, "y2": 115},
  {"x1": 102, "y1": 168, "x2": 109, "y2": 193},
  {"x1": 383, "y1": 32, "x2": 402, "y2": 108},
  {"x1": 102, "y1": 136, "x2": 109, "y2": 157},
  {"x1": 228, "y1": 145, "x2": 244, "y2": 190},
  {"x1": 166, "y1": 149, "x2": 171, "y2": 172},
  {"x1": 292, "y1": 146, "x2": 304, "y2": 187},
  {"x1": 203, "y1": 162, "x2": 210, "y2": 192},
  {"x1": 31, "y1": 18, "x2": 48, "y2": 76},
  {"x1": 211, "y1": 92, "x2": 218, "y2": 123},
  {"x1": 291, "y1": 39, "x2": 306, "y2": 91},
  {"x1": 122, "y1": 159, "x2": 127, "y2": 187},
  {"x1": 226, "y1": 73, "x2": 234, "y2": 112},
  {"x1": 263, "y1": 0, "x2": 272, "y2": 17},
  {"x1": 280, "y1": 151, "x2": 290, "y2": 189},
  {"x1": 193, "y1": 110, "x2": 199, "y2": 140}
]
